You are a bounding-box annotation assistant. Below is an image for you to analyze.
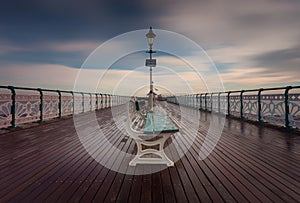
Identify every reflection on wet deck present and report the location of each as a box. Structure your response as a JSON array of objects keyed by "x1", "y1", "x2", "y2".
[{"x1": 0, "y1": 102, "x2": 299, "y2": 202}]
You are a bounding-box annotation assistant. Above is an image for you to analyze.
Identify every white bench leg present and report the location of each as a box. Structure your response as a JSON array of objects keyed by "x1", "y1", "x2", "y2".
[{"x1": 129, "y1": 136, "x2": 174, "y2": 167}]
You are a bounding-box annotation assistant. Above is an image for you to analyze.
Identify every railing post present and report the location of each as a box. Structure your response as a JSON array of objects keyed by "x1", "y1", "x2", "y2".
[
  {"x1": 218, "y1": 92, "x2": 221, "y2": 113},
  {"x1": 240, "y1": 90, "x2": 245, "y2": 119},
  {"x1": 211, "y1": 93, "x2": 213, "y2": 112},
  {"x1": 96, "y1": 93, "x2": 98, "y2": 110},
  {"x1": 186, "y1": 95, "x2": 188, "y2": 106},
  {"x1": 71, "y1": 92, "x2": 74, "y2": 115},
  {"x1": 37, "y1": 88, "x2": 43, "y2": 123},
  {"x1": 227, "y1": 91, "x2": 231, "y2": 116},
  {"x1": 100, "y1": 94, "x2": 102, "y2": 109},
  {"x1": 258, "y1": 88, "x2": 263, "y2": 122},
  {"x1": 57, "y1": 90, "x2": 62, "y2": 118},
  {"x1": 205, "y1": 93, "x2": 208, "y2": 111},
  {"x1": 284, "y1": 86, "x2": 292, "y2": 128},
  {"x1": 194, "y1": 95, "x2": 196, "y2": 108},
  {"x1": 108, "y1": 94, "x2": 110, "y2": 108},
  {"x1": 103, "y1": 94, "x2": 105, "y2": 108},
  {"x1": 102, "y1": 94, "x2": 105, "y2": 108},
  {"x1": 109, "y1": 94, "x2": 111, "y2": 107},
  {"x1": 186, "y1": 96, "x2": 188, "y2": 106},
  {"x1": 81, "y1": 93, "x2": 84, "y2": 113},
  {"x1": 105, "y1": 94, "x2": 107, "y2": 108},
  {"x1": 192, "y1": 94, "x2": 195, "y2": 108},
  {"x1": 8, "y1": 86, "x2": 16, "y2": 128},
  {"x1": 200, "y1": 94, "x2": 202, "y2": 110},
  {"x1": 196, "y1": 94, "x2": 199, "y2": 109},
  {"x1": 90, "y1": 93, "x2": 92, "y2": 111},
  {"x1": 106, "y1": 94, "x2": 110, "y2": 108}
]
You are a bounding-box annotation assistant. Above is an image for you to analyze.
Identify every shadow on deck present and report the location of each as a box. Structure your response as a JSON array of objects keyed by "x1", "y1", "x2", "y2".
[{"x1": 0, "y1": 102, "x2": 299, "y2": 202}]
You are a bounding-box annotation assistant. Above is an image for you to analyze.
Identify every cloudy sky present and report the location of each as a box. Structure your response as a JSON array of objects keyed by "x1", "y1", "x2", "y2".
[{"x1": 0, "y1": 0, "x2": 299, "y2": 95}]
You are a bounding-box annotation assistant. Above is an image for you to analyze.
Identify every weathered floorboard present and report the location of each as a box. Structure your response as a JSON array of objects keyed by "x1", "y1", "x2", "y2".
[{"x1": 0, "y1": 102, "x2": 300, "y2": 202}]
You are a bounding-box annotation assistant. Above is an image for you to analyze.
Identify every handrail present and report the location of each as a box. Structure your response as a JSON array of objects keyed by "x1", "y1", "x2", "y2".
[
  {"x1": 0, "y1": 85, "x2": 130, "y2": 129},
  {"x1": 167, "y1": 85, "x2": 300, "y2": 129}
]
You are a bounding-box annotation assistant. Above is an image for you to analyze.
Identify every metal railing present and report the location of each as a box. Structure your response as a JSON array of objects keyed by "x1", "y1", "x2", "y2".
[
  {"x1": 0, "y1": 85, "x2": 130, "y2": 129},
  {"x1": 167, "y1": 85, "x2": 300, "y2": 129}
]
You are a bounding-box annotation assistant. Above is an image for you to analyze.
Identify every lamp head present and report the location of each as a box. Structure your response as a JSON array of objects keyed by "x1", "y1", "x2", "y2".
[{"x1": 146, "y1": 26, "x2": 156, "y2": 47}]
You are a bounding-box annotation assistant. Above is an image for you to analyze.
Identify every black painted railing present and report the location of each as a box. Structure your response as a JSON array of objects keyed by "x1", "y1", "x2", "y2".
[
  {"x1": 2, "y1": 85, "x2": 300, "y2": 130},
  {"x1": 167, "y1": 85, "x2": 300, "y2": 129},
  {"x1": 0, "y1": 85, "x2": 130, "y2": 129}
]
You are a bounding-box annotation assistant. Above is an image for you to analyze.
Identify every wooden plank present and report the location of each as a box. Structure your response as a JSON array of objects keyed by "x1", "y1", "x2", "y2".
[
  {"x1": 49, "y1": 127, "x2": 128, "y2": 202},
  {"x1": 160, "y1": 168, "x2": 176, "y2": 203},
  {"x1": 167, "y1": 103, "x2": 300, "y2": 202},
  {"x1": 0, "y1": 102, "x2": 299, "y2": 202},
  {"x1": 140, "y1": 174, "x2": 152, "y2": 203},
  {"x1": 168, "y1": 137, "x2": 213, "y2": 202},
  {"x1": 73, "y1": 130, "x2": 128, "y2": 202},
  {"x1": 5, "y1": 112, "x2": 119, "y2": 202},
  {"x1": 0, "y1": 128, "x2": 96, "y2": 201},
  {"x1": 90, "y1": 132, "x2": 134, "y2": 202},
  {"x1": 166, "y1": 137, "x2": 202, "y2": 203},
  {"x1": 103, "y1": 139, "x2": 135, "y2": 203},
  {"x1": 22, "y1": 127, "x2": 115, "y2": 202},
  {"x1": 151, "y1": 171, "x2": 163, "y2": 203},
  {"x1": 175, "y1": 121, "x2": 260, "y2": 202}
]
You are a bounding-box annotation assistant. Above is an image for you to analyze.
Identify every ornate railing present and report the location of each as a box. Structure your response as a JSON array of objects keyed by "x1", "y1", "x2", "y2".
[
  {"x1": 0, "y1": 85, "x2": 130, "y2": 129},
  {"x1": 167, "y1": 86, "x2": 300, "y2": 129}
]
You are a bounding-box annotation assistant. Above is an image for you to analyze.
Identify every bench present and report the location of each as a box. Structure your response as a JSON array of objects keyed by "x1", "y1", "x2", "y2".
[{"x1": 127, "y1": 100, "x2": 179, "y2": 166}]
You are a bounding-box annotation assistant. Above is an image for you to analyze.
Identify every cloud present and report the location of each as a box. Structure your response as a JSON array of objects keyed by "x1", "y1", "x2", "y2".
[
  {"x1": 220, "y1": 66, "x2": 298, "y2": 89},
  {"x1": 0, "y1": 63, "x2": 79, "y2": 90},
  {"x1": 158, "y1": 0, "x2": 300, "y2": 53},
  {"x1": 42, "y1": 41, "x2": 100, "y2": 53},
  {"x1": 158, "y1": 1, "x2": 300, "y2": 66},
  {"x1": 0, "y1": 62, "x2": 209, "y2": 95},
  {"x1": 0, "y1": 41, "x2": 28, "y2": 54},
  {"x1": 0, "y1": 40, "x2": 101, "y2": 69},
  {"x1": 1, "y1": 0, "x2": 300, "y2": 92},
  {"x1": 0, "y1": 40, "x2": 100, "y2": 54},
  {"x1": 251, "y1": 45, "x2": 300, "y2": 72}
]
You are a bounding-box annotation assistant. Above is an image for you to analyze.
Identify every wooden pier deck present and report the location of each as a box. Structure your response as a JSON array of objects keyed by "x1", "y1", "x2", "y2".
[{"x1": 0, "y1": 102, "x2": 300, "y2": 202}]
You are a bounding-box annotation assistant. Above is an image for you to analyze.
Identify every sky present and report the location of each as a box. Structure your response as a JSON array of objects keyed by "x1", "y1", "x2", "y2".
[{"x1": 0, "y1": 0, "x2": 299, "y2": 96}]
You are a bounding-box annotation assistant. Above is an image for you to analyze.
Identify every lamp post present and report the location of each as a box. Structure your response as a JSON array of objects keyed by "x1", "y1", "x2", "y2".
[{"x1": 146, "y1": 27, "x2": 156, "y2": 111}]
